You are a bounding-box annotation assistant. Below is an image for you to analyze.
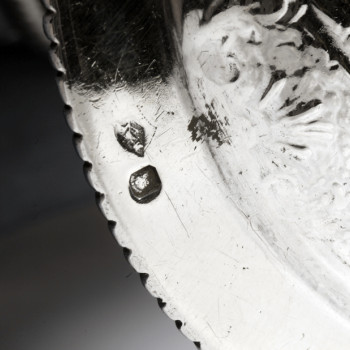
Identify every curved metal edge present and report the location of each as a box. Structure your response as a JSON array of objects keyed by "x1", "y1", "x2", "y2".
[{"x1": 42, "y1": 1, "x2": 202, "y2": 348}]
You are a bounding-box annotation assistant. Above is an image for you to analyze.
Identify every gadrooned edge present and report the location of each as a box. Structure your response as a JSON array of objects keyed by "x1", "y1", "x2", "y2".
[{"x1": 41, "y1": 1, "x2": 202, "y2": 348}]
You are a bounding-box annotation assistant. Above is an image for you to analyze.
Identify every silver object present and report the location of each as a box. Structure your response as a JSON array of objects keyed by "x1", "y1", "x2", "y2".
[{"x1": 44, "y1": 1, "x2": 350, "y2": 348}]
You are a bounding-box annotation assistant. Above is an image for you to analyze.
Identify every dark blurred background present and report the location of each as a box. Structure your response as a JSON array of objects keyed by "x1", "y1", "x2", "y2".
[{"x1": 0, "y1": 1, "x2": 193, "y2": 349}]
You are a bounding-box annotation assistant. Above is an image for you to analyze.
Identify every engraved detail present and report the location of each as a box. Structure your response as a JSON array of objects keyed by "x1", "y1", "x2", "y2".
[
  {"x1": 129, "y1": 165, "x2": 162, "y2": 203},
  {"x1": 183, "y1": 4, "x2": 350, "y2": 316},
  {"x1": 115, "y1": 121, "x2": 145, "y2": 157}
]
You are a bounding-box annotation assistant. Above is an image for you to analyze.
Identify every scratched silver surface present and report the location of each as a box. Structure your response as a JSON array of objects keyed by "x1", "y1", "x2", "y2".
[{"x1": 45, "y1": 1, "x2": 350, "y2": 349}]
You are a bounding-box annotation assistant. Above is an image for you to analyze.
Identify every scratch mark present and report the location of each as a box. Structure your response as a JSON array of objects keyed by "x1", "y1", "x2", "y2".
[
  {"x1": 155, "y1": 110, "x2": 165, "y2": 123},
  {"x1": 216, "y1": 249, "x2": 239, "y2": 263},
  {"x1": 144, "y1": 59, "x2": 156, "y2": 74},
  {"x1": 206, "y1": 322, "x2": 218, "y2": 338},
  {"x1": 96, "y1": 132, "x2": 101, "y2": 149},
  {"x1": 156, "y1": 128, "x2": 171, "y2": 139},
  {"x1": 165, "y1": 191, "x2": 190, "y2": 238}
]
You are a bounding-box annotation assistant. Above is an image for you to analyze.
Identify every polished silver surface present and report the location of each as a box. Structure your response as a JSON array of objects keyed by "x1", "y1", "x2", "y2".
[{"x1": 45, "y1": 1, "x2": 350, "y2": 348}]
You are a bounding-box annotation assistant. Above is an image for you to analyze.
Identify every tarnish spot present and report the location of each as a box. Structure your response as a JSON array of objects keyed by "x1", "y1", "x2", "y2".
[
  {"x1": 222, "y1": 35, "x2": 228, "y2": 44},
  {"x1": 288, "y1": 144, "x2": 307, "y2": 150},
  {"x1": 287, "y1": 99, "x2": 322, "y2": 117},
  {"x1": 188, "y1": 102, "x2": 230, "y2": 146}
]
